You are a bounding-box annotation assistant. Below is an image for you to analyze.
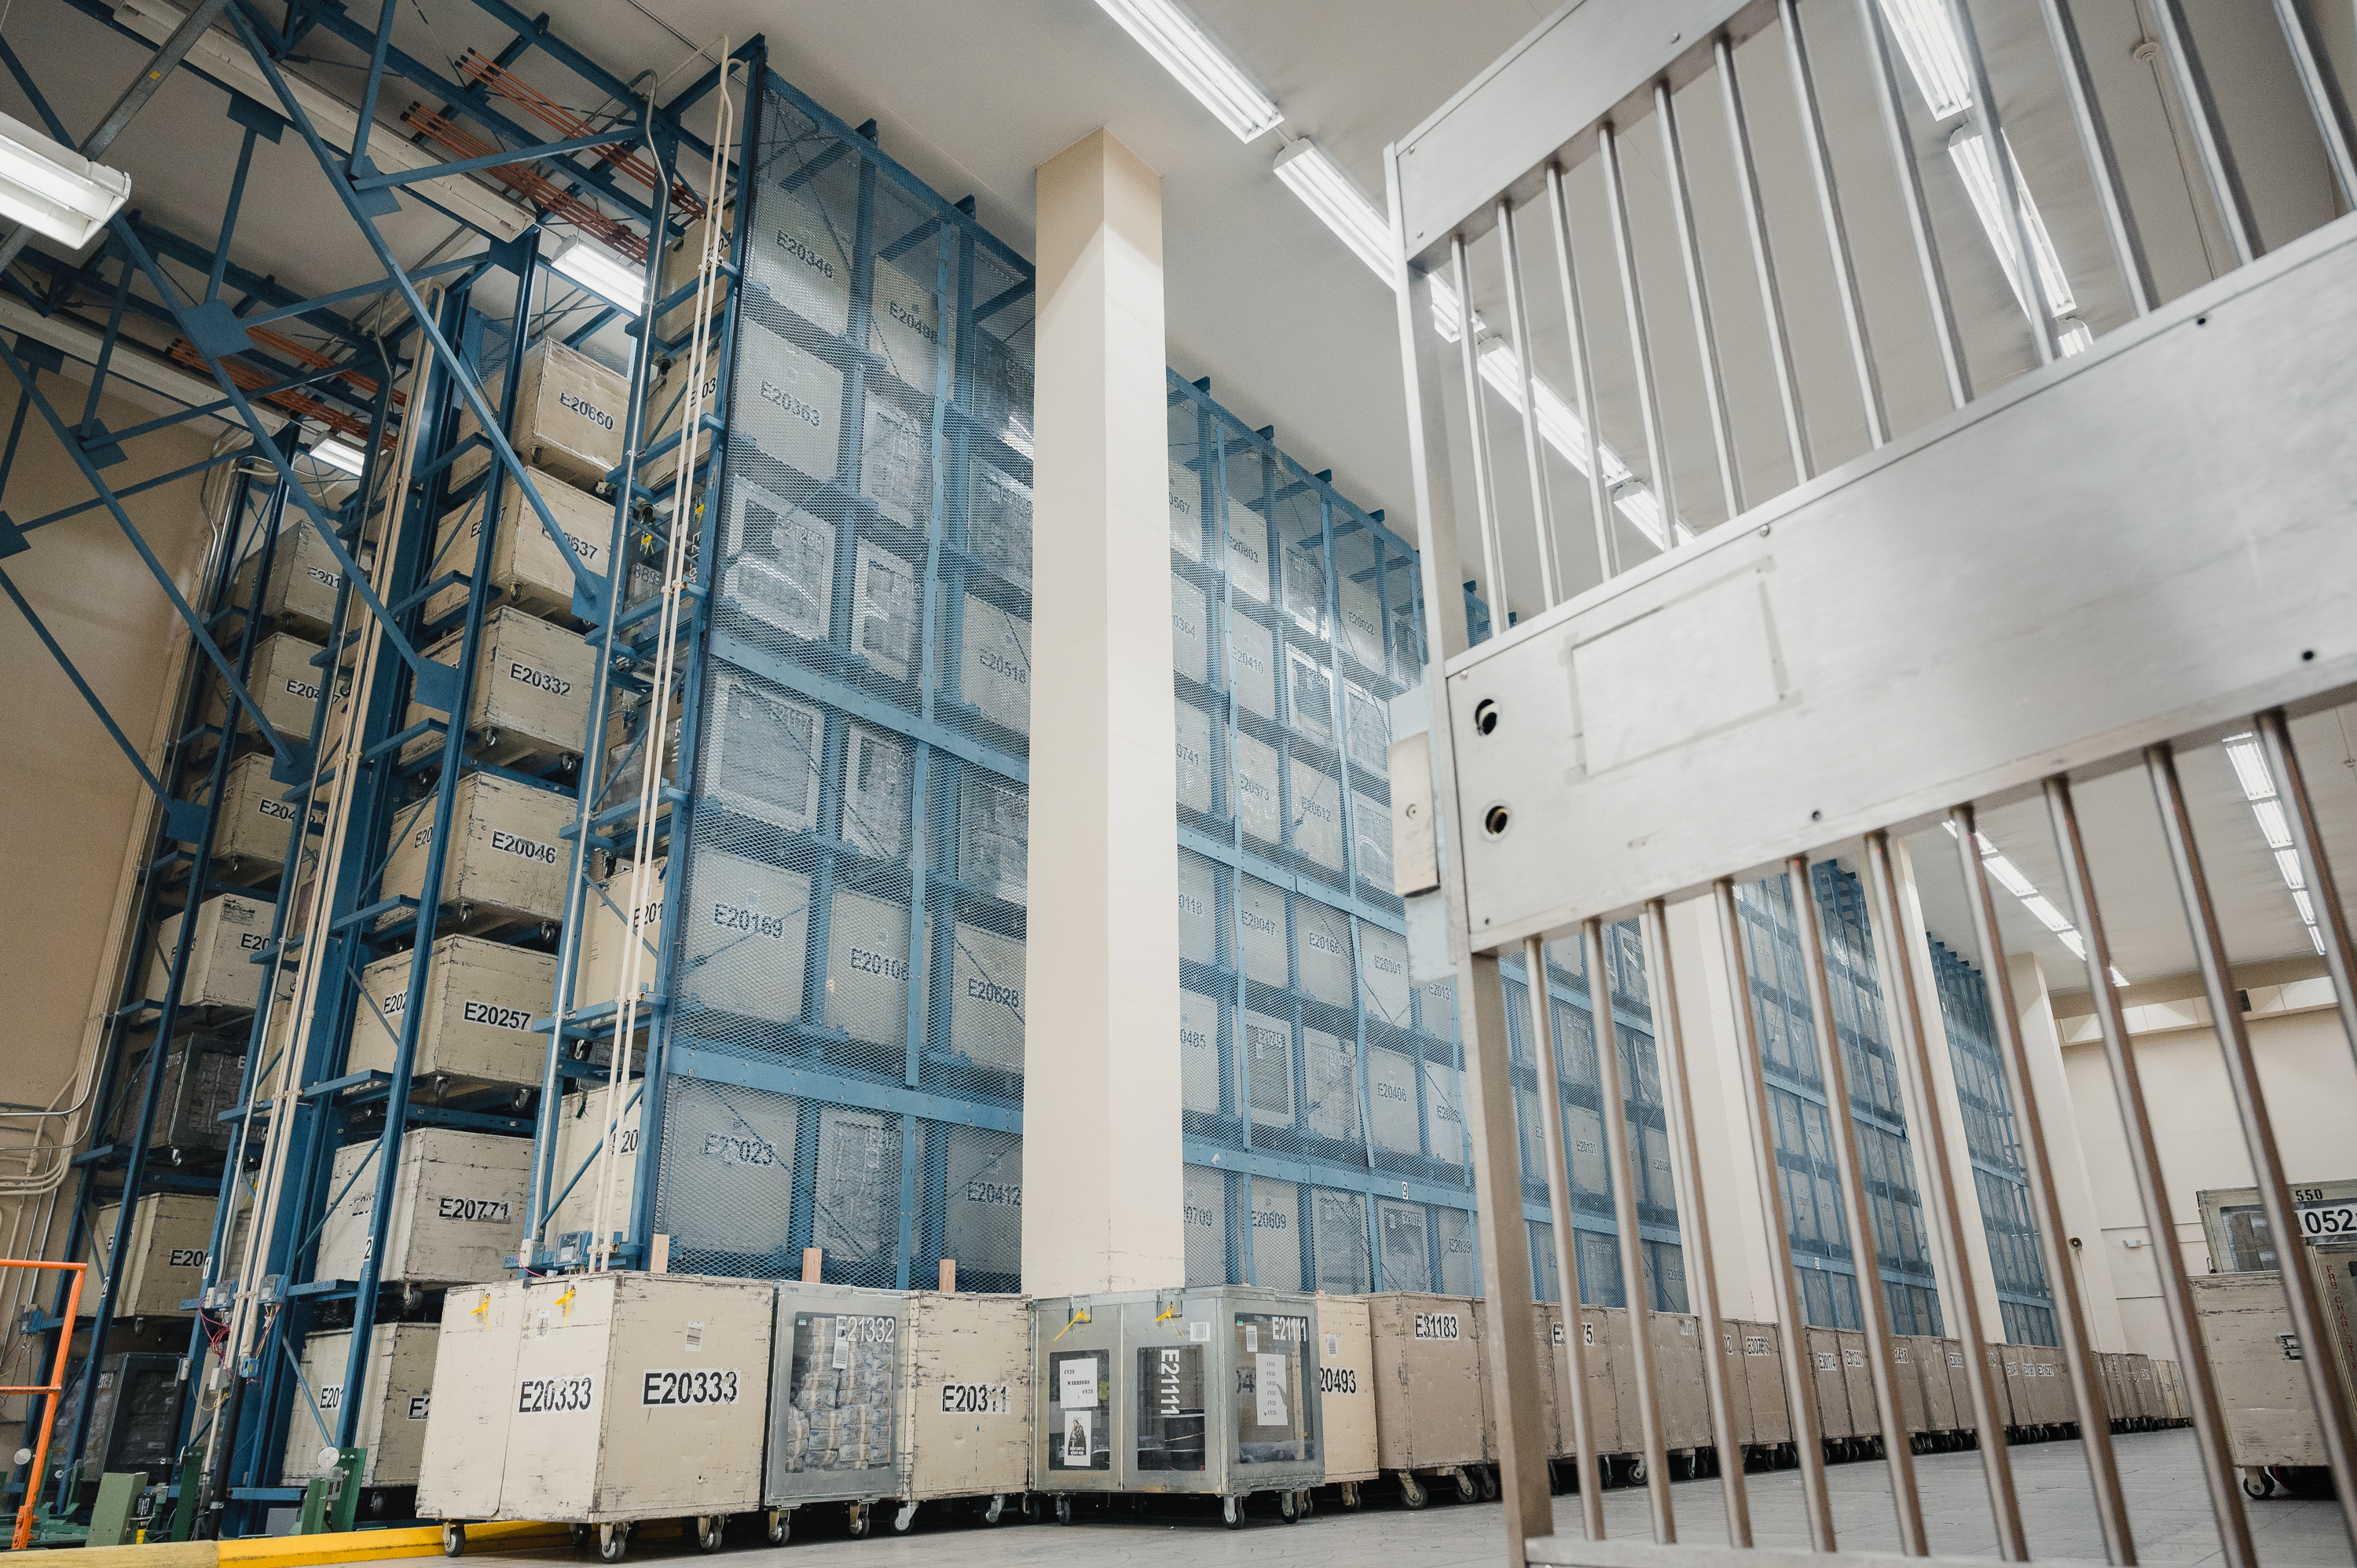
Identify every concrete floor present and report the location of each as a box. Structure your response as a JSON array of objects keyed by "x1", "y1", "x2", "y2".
[{"x1": 481, "y1": 1431, "x2": 2352, "y2": 1566}]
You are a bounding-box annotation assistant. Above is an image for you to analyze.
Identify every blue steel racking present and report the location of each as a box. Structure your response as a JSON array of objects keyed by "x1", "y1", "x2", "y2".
[{"x1": 1, "y1": 0, "x2": 762, "y2": 1537}]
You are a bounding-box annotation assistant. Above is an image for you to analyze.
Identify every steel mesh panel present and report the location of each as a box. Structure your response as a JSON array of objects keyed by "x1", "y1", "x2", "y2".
[
  {"x1": 653, "y1": 1076, "x2": 801, "y2": 1277},
  {"x1": 651, "y1": 75, "x2": 1031, "y2": 1288}
]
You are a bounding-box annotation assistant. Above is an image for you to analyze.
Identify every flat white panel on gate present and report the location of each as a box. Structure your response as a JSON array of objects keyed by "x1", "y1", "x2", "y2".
[{"x1": 1442, "y1": 219, "x2": 2357, "y2": 947}]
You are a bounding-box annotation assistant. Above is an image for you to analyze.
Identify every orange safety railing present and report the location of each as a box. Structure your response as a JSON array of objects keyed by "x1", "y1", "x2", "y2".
[{"x1": 2, "y1": 1258, "x2": 85, "y2": 1551}]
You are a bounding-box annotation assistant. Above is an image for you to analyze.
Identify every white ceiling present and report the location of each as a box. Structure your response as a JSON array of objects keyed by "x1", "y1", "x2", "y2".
[{"x1": 6, "y1": 0, "x2": 2352, "y2": 980}]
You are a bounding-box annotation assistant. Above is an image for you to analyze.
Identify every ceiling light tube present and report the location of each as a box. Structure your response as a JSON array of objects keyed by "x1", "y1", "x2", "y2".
[
  {"x1": 306, "y1": 436, "x2": 367, "y2": 475},
  {"x1": 1948, "y1": 127, "x2": 2076, "y2": 321},
  {"x1": 1095, "y1": 0, "x2": 1282, "y2": 141},
  {"x1": 0, "y1": 108, "x2": 131, "y2": 250},
  {"x1": 555, "y1": 241, "x2": 646, "y2": 314},
  {"x1": 1876, "y1": 0, "x2": 1973, "y2": 119},
  {"x1": 1274, "y1": 139, "x2": 1392, "y2": 278}
]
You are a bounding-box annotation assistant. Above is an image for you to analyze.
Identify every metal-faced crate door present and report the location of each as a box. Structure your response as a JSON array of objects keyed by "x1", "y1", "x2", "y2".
[{"x1": 768, "y1": 1283, "x2": 907, "y2": 1506}]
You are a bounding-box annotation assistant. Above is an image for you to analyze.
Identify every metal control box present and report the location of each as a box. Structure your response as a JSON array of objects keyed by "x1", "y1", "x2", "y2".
[
  {"x1": 449, "y1": 340, "x2": 629, "y2": 493},
  {"x1": 1365, "y1": 1292, "x2": 1485, "y2": 1479},
  {"x1": 203, "y1": 631, "x2": 325, "y2": 742},
  {"x1": 316, "y1": 1128, "x2": 530, "y2": 1286},
  {"x1": 90, "y1": 1194, "x2": 212, "y2": 1317},
  {"x1": 427, "y1": 468, "x2": 614, "y2": 627},
  {"x1": 379, "y1": 771, "x2": 574, "y2": 934},
  {"x1": 1031, "y1": 1286, "x2": 1321, "y2": 1503},
  {"x1": 148, "y1": 891, "x2": 275, "y2": 1012},
  {"x1": 229, "y1": 517, "x2": 344, "y2": 639},
  {"x1": 404, "y1": 606, "x2": 595, "y2": 771},
  {"x1": 349, "y1": 935, "x2": 553, "y2": 1091},
  {"x1": 767, "y1": 1284, "x2": 1030, "y2": 1525},
  {"x1": 281, "y1": 1323, "x2": 438, "y2": 1488},
  {"x1": 1314, "y1": 1296, "x2": 1377, "y2": 1486},
  {"x1": 417, "y1": 1273, "x2": 772, "y2": 1527},
  {"x1": 199, "y1": 752, "x2": 301, "y2": 882}
]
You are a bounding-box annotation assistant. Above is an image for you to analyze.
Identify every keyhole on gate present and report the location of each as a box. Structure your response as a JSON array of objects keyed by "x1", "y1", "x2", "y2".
[{"x1": 1473, "y1": 699, "x2": 1499, "y2": 736}]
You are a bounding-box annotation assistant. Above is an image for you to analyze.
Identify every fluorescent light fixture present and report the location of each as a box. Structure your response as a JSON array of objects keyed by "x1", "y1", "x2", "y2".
[
  {"x1": 306, "y1": 436, "x2": 367, "y2": 475},
  {"x1": 1095, "y1": 0, "x2": 1281, "y2": 141},
  {"x1": 1876, "y1": 0, "x2": 1973, "y2": 119},
  {"x1": 0, "y1": 108, "x2": 131, "y2": 250},
  {"x1": 1274, "y1": 139, "x2": 1391, "y2": 277},
  {"x1": 1948, "y1": 127, "x2": 2076, "y2": 321},
  {"x1": 2220, "y1": 731, "x2": 2329, "y2": 954},
  {"x1": 1941, "y1": 819, "x2": 2128, "y2": 983},
  {"x1": 554, "y1": 241, "x2": 646, "y2": 314}
]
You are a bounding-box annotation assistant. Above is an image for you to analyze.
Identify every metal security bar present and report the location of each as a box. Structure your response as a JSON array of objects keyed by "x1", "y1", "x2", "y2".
[{"x1": 1383, "y1": 2, "x2": 2357, "y2": 1564}]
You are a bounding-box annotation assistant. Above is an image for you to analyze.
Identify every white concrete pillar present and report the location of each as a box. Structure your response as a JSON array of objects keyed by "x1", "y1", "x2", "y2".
[
  {"x1": 1891, "y1": 837, "x2": 2008, "y2": 1336},
  {"x1": 2009, "y1": 951, "x2": 2128, "y2": 1350},
  {"x1": 1664, "y1": 892, "x2": 1779, "y2": 1323},
  {"x1": 1021, "y1": 129, "x2": 1186, "y2": 1298}
]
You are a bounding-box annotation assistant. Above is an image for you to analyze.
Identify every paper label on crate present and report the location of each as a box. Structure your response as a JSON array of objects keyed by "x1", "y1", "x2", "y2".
[
  {"x1": 1061, "y1": 1409, "x2": 1091, "y2": 1464},
  {"x1": 1816, "y1": 1353, "x2": 1838, "y2": 1371},
  {"x1": 1189, "y1": 1321, "x2": 1211, "y2": 1343},
  {"x1": 517, "y1": 1375, "x2": 594, "y2": 1412},
  {"x1": 1583, "y1": 1322, "x2": 1595, "y2": 1346},
  {"x1": 1059, "y1": 1357, "x2": 1099, "y2": 1409},
  {"x1": 1244, "y1": 1324, "x2": 1258, "y2": 1353},
  {"x1": 436, "y1": 1196, "x2": 513, "y2": 1223},
  {"x1": 491, "y1": 829, "x2": 559, "y2": 864},
  {"x1": 1843, "y1": 1348, "x2": 1864, "y2": 1368},
  {"x1": 832, "y1": 1331, "x2": 852, "y2": 1370},
  {"x1": 1748, "y1": 1336, "x2": 1775, "y2": 1357},
  {"x1": 1254, "y1": 1354, "x2": 1287, "y2": 1425},
  {"x1": 939, "y1": 1381, "x2": 1011, "y2": 1416},
  {"x1": 462, "y1": 1000, "x2": 534, "y2": 1031},
  {"x1": 1412, "y1": 1312, "x2": 1461, "y2": 1341},
  {"x1": 640, "y1": 1368, "x2": 740, "y2": 1405},
  {"x1": 686, "y1": 1321, "x2": 703, "y2": 1353}
]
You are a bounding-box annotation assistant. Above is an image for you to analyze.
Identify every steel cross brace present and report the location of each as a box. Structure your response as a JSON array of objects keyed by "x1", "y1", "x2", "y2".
[
  {"x1": 229, "y1": 7, "x2": 615, "y2": 625},
  {"x1": 0, "y1": 335, "x2": 305, "y2": 764}
]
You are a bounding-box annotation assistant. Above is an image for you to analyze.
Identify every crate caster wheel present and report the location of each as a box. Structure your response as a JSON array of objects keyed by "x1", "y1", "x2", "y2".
[
  {"x1": 892, "y1": 1502, "x2": 916, "y2": 1534},
  {"x1": 983, "y1": 1494, "x2": 1005, "y2": 1526},
  {"x1": 1278, "y1": 1490, "x2": 1299, "y2": 1525},
  {"x1": 1055, "y1": 1496, "x2": 1072, "y2": 1526},
  {"x1": 1020, "y1": 1494, "x2": 1037, "y2": 1522},
  {"x1": 1626, "y1": 1456, "x2": 1648, "y2": 1486},
  {"x1": 442, "y1": 1522, "x2": 467, "y2": 1559},
  {"x1": 1341, "y1": 1481, "x2": 1361, "y2": 1511},
  {"x1": 1399, "y1": 1472, "x2": 1428, "y2": 1509},
  {"x1": 1479, "y1": 1465, "x2": 1499, "y2": 1500},
  {"x1": 1453, "y1": 1467, "x2": 1477, "y2": 1502},
  {"x1": 765, "y1": 1510, "x2": 788, "y2": 1545},
  {"x1": 1222, "y1": 1496, "x2": 1245, "y2": 1530},
  {"x1": 695, "y1": 1516, "x2": 724, "y2": 1553},
  {"x1": 846, "y1": 1503, "x2": 868, "y2": 1539},
  {"x1": 2243, "y1": 1468, "x2": 2275, "y2": 1499},
  {"x1": 569, "y1": 1524, "x2": 590, "y2": 1554},
  {"x1": 597, "y1": 1523, "x2": 629, "y2": 1563}
]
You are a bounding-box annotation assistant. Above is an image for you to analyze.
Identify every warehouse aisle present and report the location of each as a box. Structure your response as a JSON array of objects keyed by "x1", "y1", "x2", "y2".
[{"x1": 474, "y1": 1433, "x2": 2351, "y2": 1566}]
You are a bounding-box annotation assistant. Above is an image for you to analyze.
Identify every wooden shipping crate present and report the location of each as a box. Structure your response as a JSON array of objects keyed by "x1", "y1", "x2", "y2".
[
  {"x1": 419, "y1": 1273, "x2": 772, "y2": 1525},
  {"x1": 1647, "y1": 1312, "x2": 1711, "y2": 1451},
  {"x1": 655, "y1": 208, "x2": 731, "y2": 345},
  {"x1": 2191, "y1": 1270, "x2": 2335, "y2": 1466},
  {"x1": 1566, "y1": 1303, "x2": 1624, "y2": 1456},
  {"x1": 1365, "y1": 1292, "x2": 1486, "y2": 1472},
  {"x1": 90, "y1": 1194, "x2": 213, "y2": 1317},
  {"x1": 898, "y1": 1291, "x2": 1032, "y2": 1504},
  {"x1": 379, "y1": 770, "x2": 574, "y2": 933},
  {"x1": 315, "y1": 1127, "x2": 530, "y2": 1286},
  {"x1": 228, "y1": 518, "x2": 346, "y2": 639},
  {"x1": 1315, "y1": 1296, "x2": 1377, "y2": 1485},
  {"x1": 642, "y1": 356, "x2": 720, "y2": 491},
  {"x1": 1835, "y1": 1329, "x2": 1879, "y2": 1438},
  {"x1": 403, "y1": 606, "x2": 595, "y2": 771},
  {"x1": 349, "y1": 935, "x2": 555, "y2": 1091},
  {"x1": 1711, "y1": 1321, "x2": 1757, "y2": 1447},
  {"x1": 198, "y1": 751, "x2": 302, "y2": 882},
  {"x1": 547, "y1": 1086, "x2": 640, "y2": 1245},
  {"x1": 450, "y1": 339, "x2": 628, "y2": 493},
  {"x1": 1807, "y1": 1327, "x2": 1856, "y2": 1440},
  {"x1": 202, "y1": 632, "x2": 326, "y2": 742},
  {"x1": 148, "y1": 890, "x2": 275, "y2": 1011},
  {"x1": 282, "y1": 1323, "x2": 438, "y2": 1487},
  {"x1": 427, "y1": 467, "x2": 615, "y2": 627},
  {"x1": 1735, "y1": 1321, "x2": 1790, "y2": 1445}
]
